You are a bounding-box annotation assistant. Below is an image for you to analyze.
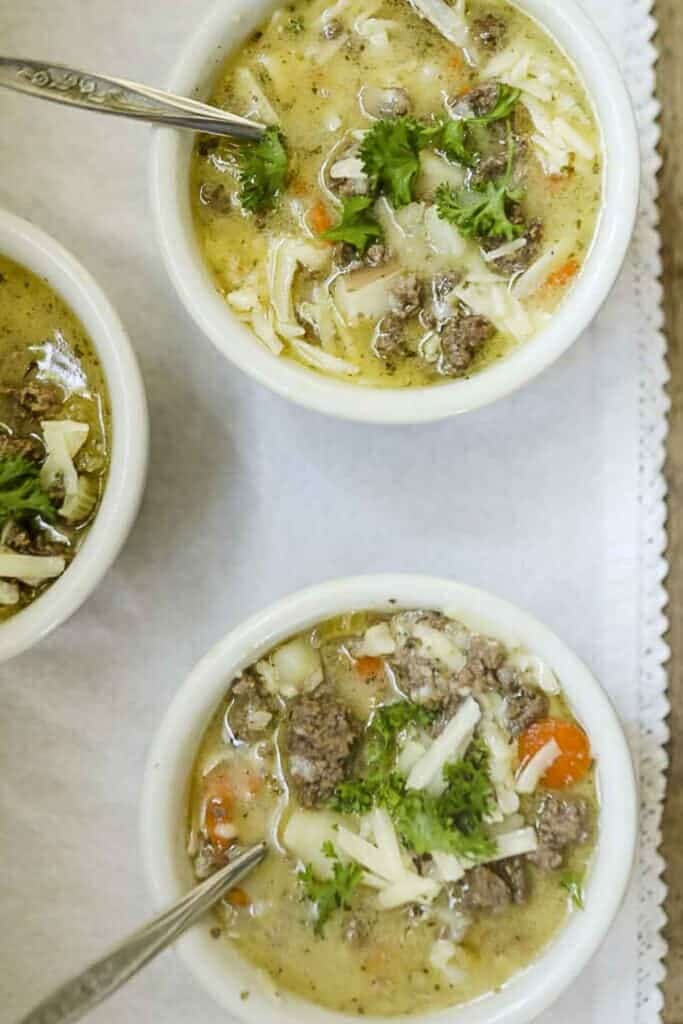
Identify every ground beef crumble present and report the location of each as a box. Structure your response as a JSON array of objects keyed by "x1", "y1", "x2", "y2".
[
  {"x1": 285, "y1": 688, "x2": 358, "y2": 806},
  {"x1": 226, "y1": 672, "x2": 279, "y2": 743},
  {"x1": 528, "y1": 793, "x2": 590, "y2": 871}
]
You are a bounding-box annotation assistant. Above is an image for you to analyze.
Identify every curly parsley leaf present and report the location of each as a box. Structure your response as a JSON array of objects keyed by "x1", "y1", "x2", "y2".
[
  {"x1": 440, "y1": 739, "x2": 497, "y2": 836},
  {"x1": 468, "y1": 84, "x2": 521, "y2": 126},
  {"x1": 237, "y1": 126, "x2": 288, "y2": 214},
  {"x1": 364, "y1": 701, "x2": 435, "y2": 773},
  {"x1": 360, "y1": 117, "x2": 424, "y2": 208},
  {"x1": 390, "y1": 785, "x2": 496, "y2": 860},
  {"x1": 0, "y1": 456, "x2": 57, "y2": 525},
  {"x1": 437, "y1": 119, "x2": 472, "y2": 165},
  {"x1": 332, "y1": 701, "x2": 433, "y2": 815},
  {"x1": 332, "y1": 777, "x2": 376, "y2": 816},
  {"x1": 435, "y1": 126, "x2": 524, "y2": 241},
  {"x1": 332, "y1": 719, "x2": 497, "y2": 861},
  {"x1": 435, "y1": 178, "x2": 524, "y2": 241},
  {"x1": 298, "y1": 843, "x2": 362, "y2": 936},
  {"x1": 560, "y1": 870, "x2": 585, "y2": 910},
  {"x1": 321, "y1": 196, "x2": 383, "y2": 253},
  {"x1": 430, "y1": 84, "x2": 522, "y2": 167}
]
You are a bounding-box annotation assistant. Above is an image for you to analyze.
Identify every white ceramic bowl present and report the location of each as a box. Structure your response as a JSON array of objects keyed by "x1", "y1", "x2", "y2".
[
  {"x1": 151, "y1": 0, "x2": 639, "y2": 424},
  {"x1": 141, "y1": 574, "x2": 637, "y2": 1024},
  {"x1": 0, "y1": 210, "x2": 148, "y2": 661}
]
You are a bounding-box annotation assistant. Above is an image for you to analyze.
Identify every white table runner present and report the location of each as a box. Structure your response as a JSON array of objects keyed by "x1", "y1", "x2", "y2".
[{"x1": 0, "y1": 1, "x2": 667, "y2": 1021}]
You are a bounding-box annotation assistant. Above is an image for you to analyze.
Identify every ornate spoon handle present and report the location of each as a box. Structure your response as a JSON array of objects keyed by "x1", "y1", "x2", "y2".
[
  {"x1": 0, "y1": 57, "x2": 265, "y2": 141},
  {"x1": 16, "y1": 842, "x2": 267, "y2": 1024}
]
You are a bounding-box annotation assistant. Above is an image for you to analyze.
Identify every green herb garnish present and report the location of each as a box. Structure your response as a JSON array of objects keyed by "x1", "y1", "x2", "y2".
[
  {"x1": 466, "y1": 84, "x2": 521, "y2": 127},
  {"x1": 286, "y1": 15, "x2": 304, "y2": 32},
  {"x1": 321, "y1": 196, "x2": 383, "y2": 253},
  {"x1": 364, "y1": 701, "x2": 436, "y2": 773},
  {"x1": 359, "y1": 117, "x2": 424, "y2": 208},
  {"x1": 0, "y1": 456, "x2": 56, "y2": 525},
  {"x1": 332, "y1": 714, "x2": 497, "y2": 861},
  {"x1": 332, "y1": 702, "x2": 434, "y2": 815},
  {"x1": 435, "y1": 128, "x2": 524, "y2": 241},
  {"x1": 358, "y1": 85, "x2": 520, "y2": 209},
  {"x1": 384, "y1": 772, "x2": 496, "y2": 860},
  {"x1": 298, "y1": 842, "x2": 362, "y2": 935},
  {"x1": 237, "y1": 126, "x2": 289, "y2": 213},
  {"x1": 422, "y1": 84, "x2": 521, "y2": 167},
  {"x1": 560, "y1": 870, "x2": 585, "y2": 910}
]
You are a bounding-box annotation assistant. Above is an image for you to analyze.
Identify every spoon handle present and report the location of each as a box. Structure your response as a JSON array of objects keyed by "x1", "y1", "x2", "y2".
[
  {"x1": 0, "y1": 57, "x2": 265, "y2": 141},
  {"x1": 16, "y1": 842, "x2": 267, "y2": 1024}
]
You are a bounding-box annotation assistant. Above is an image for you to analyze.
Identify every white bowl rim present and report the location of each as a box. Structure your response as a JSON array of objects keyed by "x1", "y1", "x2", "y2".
[
  {"x1": 0, "y1": 209, "x2": 149, "y2": 661},
  {"x1": 150, "y1": 0, "x2": 640, "y2": 424},
  {"x1": 141, "y1": 573, "x2": 637, "y2": 1024}
]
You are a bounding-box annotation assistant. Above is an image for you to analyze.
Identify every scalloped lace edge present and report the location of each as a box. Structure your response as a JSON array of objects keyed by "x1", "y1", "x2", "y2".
[{"x1": 626, "y1": 0, "x2": 670, "y2": 1020}]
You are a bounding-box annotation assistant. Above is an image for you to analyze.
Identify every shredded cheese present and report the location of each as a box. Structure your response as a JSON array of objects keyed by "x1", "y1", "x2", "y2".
[
  {"x1": 406, "y1": 696, "x2": 481, "y2": 793},
  {"x1": 408, "y1": 0, "x2": 470, "y2": 49},
  {"x1": 431, "y1": 851, "x2": 466, "y2": 883},
  {"x1": 378, "y1": 873, "x2": 441, "y2": 909},
  {"x1": 485, "y1": 826, "x2": 538, "y2": 861},
  {"x1": 516, "y1": 739, "x2": 561, "y2": 794}
]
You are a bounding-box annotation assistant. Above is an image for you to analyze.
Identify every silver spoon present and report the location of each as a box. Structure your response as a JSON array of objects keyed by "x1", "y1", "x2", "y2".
[
  {"x1": 16, "y1": 842, "x2": 267, "y2": 1024},
  {"x1": 0, "y1": 57, "x2": 266, "y2": 142}
]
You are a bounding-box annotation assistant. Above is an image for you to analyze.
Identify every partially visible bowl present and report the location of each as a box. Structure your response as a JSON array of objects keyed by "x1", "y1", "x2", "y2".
[
  {"x1": 141, "y1": 573, "x2": 637, "y2": 1024},
  {"x1": 151, "y1": 0, "x2": 639, "y2": 424},
  {"x1": 0, "y1": 209, "x2": 148, "y2": 661}
]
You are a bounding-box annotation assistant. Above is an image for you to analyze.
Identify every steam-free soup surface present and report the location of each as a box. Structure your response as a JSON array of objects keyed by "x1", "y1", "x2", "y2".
[
  {"x1": 188, "y1": 609, "x2": 596, "y2": 1016},
  {"x1": 191, "y1": 0, "x2": 601, "y2": 388},
  {"x1": 0, "y1": 256, "x2": 110, "y2": 618}
]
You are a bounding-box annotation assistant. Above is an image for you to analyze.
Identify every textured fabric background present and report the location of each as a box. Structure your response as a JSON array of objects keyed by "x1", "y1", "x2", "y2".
[{"x1": 0, "y1": 1, "x2": 667, "y2": 1021}]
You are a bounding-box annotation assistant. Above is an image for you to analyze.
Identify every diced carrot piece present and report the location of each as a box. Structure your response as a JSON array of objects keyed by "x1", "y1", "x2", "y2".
[
  {"x1": 205, "y1": 797, "x2": 237, "y2": 850},
  {"x1": 543, "y1": 258, "x2": 580, "y2": 291},
  {"x1": 448, "y1": 51, "x2": 464, "y2": 72},
  {"x1": 202, "y1": 765, "x2": 236, "y2": 849},
  {"x1": 518, "y1": 718, "x2": 592, "y2": 787},
  {"x1": 355, "y1": 656, "x2": 385, "y2": 682},
  {"x1": 309, "y1": 199, "x2": 334, "y2": 235},
  {"x1": 226, "y1": 887, "x2": 250, "y2": 908}
]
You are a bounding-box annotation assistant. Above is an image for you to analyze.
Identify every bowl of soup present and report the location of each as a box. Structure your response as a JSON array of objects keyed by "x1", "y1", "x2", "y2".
[
  {"x1": 141, "y1": 574, "x2": 636, "y2": 1022},
  {"x1": 0, "y1": 210, "x2": 148, "y2": 660},
  {"x1": 151, "y1": 0, "x2": 638, "y2": 423}
]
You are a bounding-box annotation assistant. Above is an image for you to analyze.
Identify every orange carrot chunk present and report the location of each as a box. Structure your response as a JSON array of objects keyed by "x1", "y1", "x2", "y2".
[
  {"x1": 544, "y1": 258, "x2": 580, "y2": 291},
  {"x1": 226, "y1": 887, "x2": 250, "y2": 908},
  {"x1": 205, "y1": 797, "x2": 237, "y2": 850},
  {"x1": 309, "y1": 199, "x2": 334, "y2": 235},
  {"x1": 518, "y1": 718, "x2": 592, "y2": 788},
  {"x1": 354, "y1": 656, "x2": 385, "y2": 682},
  {"x1": 202, "y1": 765, "x2": 236, "y2": 849}
]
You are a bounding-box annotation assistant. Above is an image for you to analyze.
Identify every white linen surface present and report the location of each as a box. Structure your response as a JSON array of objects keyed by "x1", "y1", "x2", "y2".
[{"x1": 0, "y1": 1, "x2": 667, "y2": 1022}]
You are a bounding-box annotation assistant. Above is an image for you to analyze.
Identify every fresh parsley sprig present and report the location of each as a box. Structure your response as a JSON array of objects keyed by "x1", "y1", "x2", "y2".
[
  {"x1": 0, "y1": 456, "x2": 57, "y2": 525},
  {"x1": 560, "y1": 870, "x2": 585, "y2": 910},
  {"x1": 431, "y1": 84, "x2": 521, "y2": 167},
  {"x1": 359, "y1": 117, "x2": 424, "y2": 208},
  {"x1": 358, "y1": 85, "x2": 520, "y2": 209},
  {"x1": 298, "y1": 841, "x2": 362, "y2": 936},
  {"x1": 332, "y1": 706, "x2": 497, "y2": 861},
  {"x1": 321, "y1": 196, "x2": 383, "y2": 253},
  {"x1": 237, "y1": 126, "x2": 289, "y2": 214},
  {"x1": 435, "y1": 127, "x2": 524, "y2": 241}
]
